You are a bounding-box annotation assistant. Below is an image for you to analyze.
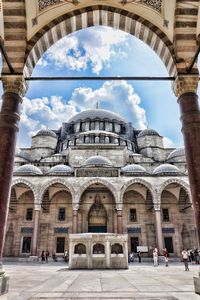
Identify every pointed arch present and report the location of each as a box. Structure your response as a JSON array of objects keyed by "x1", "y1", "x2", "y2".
[
  {"x1": 24, "y1": 6, "x2": 177, "y2": 77},
  {"x1": 158, "y1": 178, "x2": 190, "y2": 200},
  {"x1": 39, "y1": 178, "x2": 75, "y2": 204},
  {"x1": 12, "y1": 178, "x2": 38, "y2": 202},
  {"x1": 120, "y1": 178, "x2": 155, "y2": 203},
  {"x1": 76, "y1": 178, "x2": 118, "y2": 205}
]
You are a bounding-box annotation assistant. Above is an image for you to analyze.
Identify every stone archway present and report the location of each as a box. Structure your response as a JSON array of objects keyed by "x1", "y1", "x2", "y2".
[
  {"x1": 39, "y1": 178, "x2": 75, "y2": 205},
  {"x1": 77, "y1": 178, "x2": 118, "y2": 207},
  {"x1": 120, "y1": 178, "x2": 155, "y2": 204},
  {"x1": 12, "y1": 178, "x2": 39, "y2": 206},
  {"x1": 157, "y1": 178, "x2": 190, "y2": 201},
  {"x1": 24, "y1": 6, "x2": 177, "y2": 77},
  {"x1": 159, "y1": 179, "x2": 196, "y2": 255}
]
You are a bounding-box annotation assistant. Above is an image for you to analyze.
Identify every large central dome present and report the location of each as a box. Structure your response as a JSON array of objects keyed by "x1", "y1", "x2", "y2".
[{"x1": 67, "y1": 109, "x2": 127, "y2": 123}]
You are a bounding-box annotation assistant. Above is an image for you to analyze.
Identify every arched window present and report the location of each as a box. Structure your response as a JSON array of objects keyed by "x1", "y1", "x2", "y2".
[
  {"x1": 93, "y1": 243, "x2": 105, "y2": 254},
  {"x1": 111, "y1": 243, "x2": 123, "y2": 254},
  {"x1": 74, "y1": 243, "x2": 86, "y2": 254}
]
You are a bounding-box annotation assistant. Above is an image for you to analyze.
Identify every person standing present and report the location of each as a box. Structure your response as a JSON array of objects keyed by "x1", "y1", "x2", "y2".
[
  {"x1": 45, "y1": 249, "x2": 49, "y2": 263},
  {"x1": 138, "y1": 251, "x2": 141, "y2": 263},
  {"x1": 182, "y1": 249, "x2": 189, "y2": 271},
  {"x1": 41, "y1": 250, "x2": 45, "y2": 263},
  {"x1": 153, "y1": 248, "x2": 158, "y2": 267}
]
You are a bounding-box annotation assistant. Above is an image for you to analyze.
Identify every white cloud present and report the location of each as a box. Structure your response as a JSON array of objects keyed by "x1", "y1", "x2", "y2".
[
  {"x1": 15, "y1": 81, "x2": 147, "y2": 147},
  {"x1": 38, "y1": 26, "x2": 128, "y2": 74},
  {"x1": 69, "y1": 80, "x2": 147, "y2": 129}
]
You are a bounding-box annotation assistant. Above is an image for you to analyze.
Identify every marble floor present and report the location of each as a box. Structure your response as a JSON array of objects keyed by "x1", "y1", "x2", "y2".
[{"x1": 1, "y1": 262, "x2": 200, "y2": 300}]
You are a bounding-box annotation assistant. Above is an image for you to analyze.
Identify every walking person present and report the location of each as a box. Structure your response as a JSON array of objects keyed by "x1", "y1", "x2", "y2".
[
  {"x1": 153, "y1": 247, "x2": 158, "y2": 267},
  {"x1": 163, "y1": 248, "x2": 169, "y2": 267},
  {"x1": 182, "y1": 249, "x2": 189, "y2": 271}
]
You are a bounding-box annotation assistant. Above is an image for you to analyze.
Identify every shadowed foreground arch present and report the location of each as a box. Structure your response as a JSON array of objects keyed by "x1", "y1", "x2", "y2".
[{"x1": 25, "y1": 6, "x2": 177, "y2": 77}]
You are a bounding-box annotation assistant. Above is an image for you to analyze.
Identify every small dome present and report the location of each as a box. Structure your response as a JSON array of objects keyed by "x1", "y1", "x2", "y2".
[
  {"x1": 167, "y1": 147, "x2": 185, "y2": 160},
  {"x1": 153, "y1": 164, "x2": 181, "y2": 175},
  {"x1": 137, "y1": 129, "x2": 160, "y2": 138},
  {"x1": 82, "y1": 155, "x2": 112, "y2": 167},
  {"x1": 121, "y1": 164, "x2": 147, "y2": 174},
  {"x1": 34, "y1": 129, "x2": 57, "y2": 138},
  {"x1": 47, "y1": 164, "x2": 73, "y2": 175},
  {"x1": 14, "y1": 164, "x2": 42, "y2": 175}
]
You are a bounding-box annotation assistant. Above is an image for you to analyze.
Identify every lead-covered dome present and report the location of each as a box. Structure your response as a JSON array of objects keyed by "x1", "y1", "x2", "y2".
[
  {"x1": 47, "y1": 164, "x2": 73, "y2": 175},
  {"x1": 67, "y1": 109, "x2": 126, "y2": 123},
  {"x1": 167, "y1": 147, "x2": 185, "y2": 160},
  {"x1": 15, "y1": 150, "x2": 31, "y2": 161},
  {"x1": 121, "y1": 164, "x2": 147, "y2": 175},
  {"x1": 14, "y1": 164, "x2": 42, "y2": 175},
  {"x1": 153, "y1": 164, "x2": 181, "y2": 175},
  {"x1": 34, "y1": 129, "x2": 57, "y2": 138},
  {"x1": 82, "y1": 155, "x2": 113, "y2": 167},
  {"x1": 137, "y1": 129, "x2": 160, "y2": 138}
]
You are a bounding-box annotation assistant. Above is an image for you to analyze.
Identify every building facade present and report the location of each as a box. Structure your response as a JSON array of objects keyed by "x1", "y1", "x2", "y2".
[{"x1": 4, "y1": 108, "x2": 197, "y2": 258}]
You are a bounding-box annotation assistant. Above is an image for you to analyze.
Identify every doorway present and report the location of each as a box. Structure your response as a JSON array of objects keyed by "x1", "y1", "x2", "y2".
[
  {"x1": 56, "y1": 237, "x2": 65, "y2": 253},
  {"x1": 164, "y1": 237, "x2": 174, "y2": 253},
  {"x1": 131, "y1": 237, "x2": 139, "y2": 253},
  {"x1": 88, "y1": 194, "x2": 107, "y2": 233}
]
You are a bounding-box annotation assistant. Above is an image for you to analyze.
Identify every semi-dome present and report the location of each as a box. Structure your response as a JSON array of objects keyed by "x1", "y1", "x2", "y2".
[
  {"x1": 153, "y1": 164, "x2": 181, "y2": 175},
  {"x1": 34, "y1": 129, "x2": 57, "y2": 138},
  {"x1": 47, "y1": 164, "x2": 73, "y2": 175},
  {"x1": 67, "y1": 109, "x2": 126, "y2": 123},
  {"x1": 121, "y1": 164, "x2": 147, "y2": 174},
  {"x1": 15, "y1": 150, "x2": 31, "y2": 161},
  {"x1": 14, "y1": 164, "x2": 42, "y2": 175},
  {"x1": 82, "y1": 155, "x2": 113, "y2": 167},
  {"x1": 137, "y1": 129, "x2": 160, "y2": 138},
  {"x1": 167, "y1": 147, "x2": 185, "y2": 160}
]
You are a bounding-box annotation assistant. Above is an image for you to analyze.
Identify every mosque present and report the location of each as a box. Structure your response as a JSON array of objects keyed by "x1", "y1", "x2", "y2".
[{"x1": 4, "y1": 107, "x2": 197, "y2": 259}]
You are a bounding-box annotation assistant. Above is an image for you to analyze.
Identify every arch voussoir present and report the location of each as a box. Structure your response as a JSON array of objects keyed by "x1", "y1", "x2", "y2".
[{"x1": 24, "y1": 6, "x2": 177, "y2": 78}]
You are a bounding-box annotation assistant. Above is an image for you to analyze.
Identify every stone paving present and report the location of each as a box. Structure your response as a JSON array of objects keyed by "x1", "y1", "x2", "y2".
[{"x1": 1, "y1": 262, "x2": 200, "y2": 300}]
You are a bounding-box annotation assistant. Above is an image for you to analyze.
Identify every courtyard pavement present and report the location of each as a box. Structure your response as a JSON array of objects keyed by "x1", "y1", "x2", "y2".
[{"x1": 1, "y1": 261, "x2": 200, "y2": 300}]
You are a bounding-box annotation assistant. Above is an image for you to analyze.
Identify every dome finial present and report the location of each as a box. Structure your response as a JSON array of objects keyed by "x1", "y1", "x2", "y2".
[{"x1": 96, "y1": 100, "x2": 99, "y2": 109}]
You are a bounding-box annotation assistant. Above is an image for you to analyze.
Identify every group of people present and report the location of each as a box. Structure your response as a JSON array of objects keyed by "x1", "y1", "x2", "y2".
[
  {"x1": 181, "y1": 248, "x2": 200, "y2": 271},
  {"x1": 129, "y1": 251, "x2": 141, "y2": 263},
  {"x1": 41, "y1": 249, "x2": 49, "y2": 263},
  {"x1": 41, "y1": 249, "x2": 69, "y2": 263}
]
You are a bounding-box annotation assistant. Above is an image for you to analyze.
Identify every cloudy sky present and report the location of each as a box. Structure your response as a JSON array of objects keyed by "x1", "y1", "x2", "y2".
[{"x1": 0, "y1": 26, "x2": 200, "y2": 148}]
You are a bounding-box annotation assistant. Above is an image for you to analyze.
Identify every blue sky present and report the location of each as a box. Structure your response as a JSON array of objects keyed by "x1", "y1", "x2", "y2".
[{"x1": 0, "y1": 26, "x2": 200, "y2": 148}]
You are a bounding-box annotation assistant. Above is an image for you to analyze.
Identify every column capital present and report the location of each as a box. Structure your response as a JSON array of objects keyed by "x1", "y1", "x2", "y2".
[
  {"x1": 116, "y1": 203, "x2": 123, "y2": 211},
  {"x1": 173, "y1": 75, "x2": 199, "y2": 98},
  {"x1": 72, "y1": 203, "x2": 79, "y2": 211},
  {"x1": 2, "y1": 75, "x2": 28, "y2": 97}
]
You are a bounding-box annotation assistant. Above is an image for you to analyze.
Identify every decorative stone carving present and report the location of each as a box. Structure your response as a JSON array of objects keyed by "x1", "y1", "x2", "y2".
[
  {"x1": 139, "y1": 0, "x2": 162, "y2": 12},
  {"x1": 2, "y1": 75, "x2": 27, "y2": 98},
  {"x1": 38, "y1": 0, "x2": 61, "y2": 11},
  {"x1": 121, "y1": 0, "x2": 162, "y2": 13},
  {"x1": 38, "y1": 0, "x2": 79, "y2": 11},
  {"x1": 173, "y1": 76, "x2": 199, "y2": 98},
  {"x1": 76, "y1": 169, "x2": 118, "y2": 177}
]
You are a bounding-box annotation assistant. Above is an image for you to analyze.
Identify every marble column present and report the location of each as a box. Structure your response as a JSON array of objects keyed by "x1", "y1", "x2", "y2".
[
  {"x1": 72, "y1": 210, "x2": 78, "y2": 234},
  {"x1": 117, "y1": 210, "x2": 123, "y2": 234},
  {"x1": 31, "y1": 208, "x2": 40, "y2": 256},
  {"x1": 173, "y1": 76, "x2": 200, "y2": 246},
  {"x1": 154, "y1": 210, "x2": 163, "y2": 254},
  {"x1": 0, "y1": 77, "x2": 26, "y2": 274}
]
